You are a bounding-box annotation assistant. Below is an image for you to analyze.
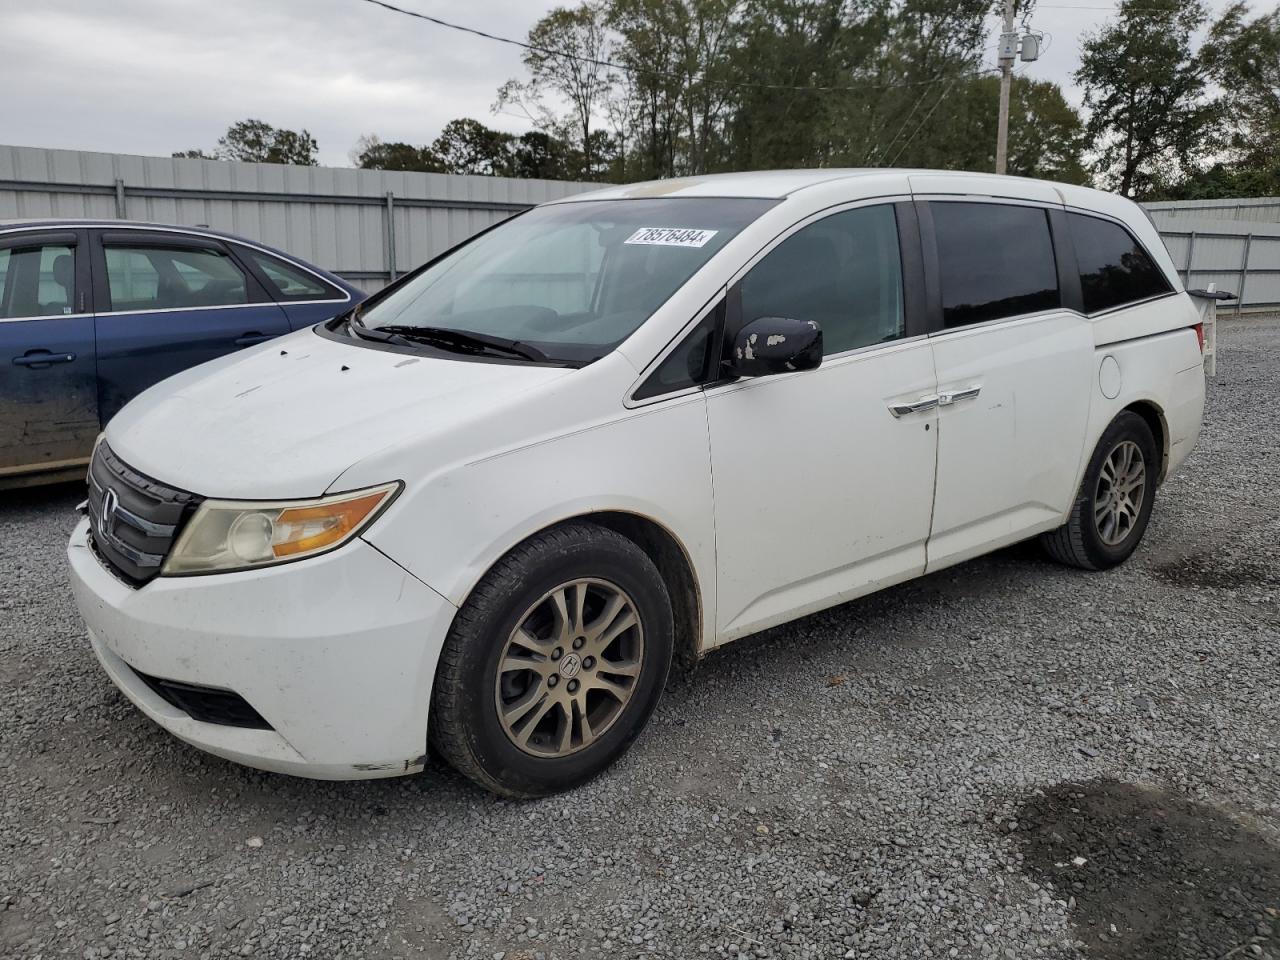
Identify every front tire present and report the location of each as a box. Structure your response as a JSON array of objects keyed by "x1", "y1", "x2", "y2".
[
  {"x1": 1041, "y1": 411, "x2": 1159, "y2": 571},
  {"x1": 430, "y1": 522, "x2": 673, "y2": 798}
]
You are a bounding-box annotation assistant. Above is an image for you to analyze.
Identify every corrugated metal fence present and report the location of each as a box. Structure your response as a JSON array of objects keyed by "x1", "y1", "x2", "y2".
[
  {"x1": 3, "y1": 146, "x2": 1278, "y2": 310},
  {"x1": 1145, "y1": 196, "x2": 1280, "y2": 226},
  {"x1": 1144, "y1": 198, "x2": 1280, "y2": 313},
  {"x1": 0, "y1": 145, "x2": 597, "y2": 293}
]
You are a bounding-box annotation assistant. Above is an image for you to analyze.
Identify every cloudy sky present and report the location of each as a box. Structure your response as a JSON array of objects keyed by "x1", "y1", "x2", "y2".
[{"x1": 1, "y1": 0, "x2": 1244, "y2": 168}]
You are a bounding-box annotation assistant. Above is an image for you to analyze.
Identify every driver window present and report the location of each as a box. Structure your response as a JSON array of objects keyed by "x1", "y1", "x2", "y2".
[{"x1": 739, "y1": 205, "x2": 904, "y2": 356}]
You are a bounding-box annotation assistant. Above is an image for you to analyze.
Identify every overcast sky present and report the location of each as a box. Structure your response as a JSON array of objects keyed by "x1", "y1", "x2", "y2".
[{"x1": 0, "y1": 0, "x2": 1245, "y2": 168}]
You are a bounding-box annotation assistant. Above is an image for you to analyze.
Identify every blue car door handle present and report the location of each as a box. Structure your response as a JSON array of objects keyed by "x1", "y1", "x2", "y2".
[
  {"x1": 13, "y1": 350, "x2": 76, "y2": 368},
  {"x1": 234, "y1": 332, "x2": 275, "y2": 347}
]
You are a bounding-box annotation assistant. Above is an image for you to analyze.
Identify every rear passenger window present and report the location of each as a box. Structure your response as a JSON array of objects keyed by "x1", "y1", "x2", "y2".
[
  {"x1": 739, "y1": 204, "x2": 904, "y2": 356},
  {"x1": 104, "y1": 245, "x2": 248, "y2": 311},
  {"x1": 1066, "y1": 212, "x2": 1171, "y2": 314},
  {"x1": 244, "y1": 249, "x2": 338, "y2": 301},
  {"x1": 930, "y1": 202, "x2": 1059, "y2": 328},
  {"x1": 0, "y1": 243, "x2": 76, "y2": 318}
]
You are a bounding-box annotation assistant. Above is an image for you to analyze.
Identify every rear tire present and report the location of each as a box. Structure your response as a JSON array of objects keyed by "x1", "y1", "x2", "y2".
[
  {"x1": 430, "y1": 522, "x2": 673, "y2": 798},
  {"x1": 1040, "y1": 411, "x2": 1159, "y2": 571}
]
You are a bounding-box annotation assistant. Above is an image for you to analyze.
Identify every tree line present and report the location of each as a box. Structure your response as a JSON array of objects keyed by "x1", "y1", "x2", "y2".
[{"x1": 175, "y1": 0, "x2": 1280, "y2": 201}]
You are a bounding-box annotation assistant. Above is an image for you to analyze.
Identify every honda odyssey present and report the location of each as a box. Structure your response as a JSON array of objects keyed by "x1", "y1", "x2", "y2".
[{"x1": 67, "y1": 170, "x2": 1208, "y2": 797}]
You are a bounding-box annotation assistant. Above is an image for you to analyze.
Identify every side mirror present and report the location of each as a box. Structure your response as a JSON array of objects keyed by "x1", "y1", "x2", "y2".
[{"x1": 726, "y1": 316, "x2": 823, "y2": 378}]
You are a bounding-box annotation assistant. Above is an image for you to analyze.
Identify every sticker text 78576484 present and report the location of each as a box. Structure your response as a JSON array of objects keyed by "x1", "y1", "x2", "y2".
[{"x1": 624, "y1": 227, "x2": 719, "y2": 248}]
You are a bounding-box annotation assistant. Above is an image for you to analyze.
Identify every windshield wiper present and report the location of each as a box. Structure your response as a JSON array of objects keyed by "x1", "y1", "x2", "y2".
[
  {"x1": 346, "y1": 311, "x2": 411, "y2": 345},
  {"x1": 371, "y1": 324, "x2": 552, "y2": 363}
]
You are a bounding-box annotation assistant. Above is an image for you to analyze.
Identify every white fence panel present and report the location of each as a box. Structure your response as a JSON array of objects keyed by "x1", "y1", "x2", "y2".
[
  {"x1": 0, "y1": 145, "x2": 599, "y2": 293},
  {"x1": 3, "y1": 147, "x2": 1277, "y2": 309}
]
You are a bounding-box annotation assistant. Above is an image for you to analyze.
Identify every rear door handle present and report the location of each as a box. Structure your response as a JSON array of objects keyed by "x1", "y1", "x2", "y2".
[
  {"x1": 13, "y1": 351, "x2": 76, "y2": 368},
  {"x1": 938, "y1": 385, "x2": 982, "y2": 406},
  {"x1": 888, "y1": 395, "x2": 939, "y2": 418},
  {"x1": 234, "y1": 332, "x2": 274, "y2": 347}
]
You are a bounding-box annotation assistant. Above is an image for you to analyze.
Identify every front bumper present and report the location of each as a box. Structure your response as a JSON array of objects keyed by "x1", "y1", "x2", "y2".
[{"x1": 67, "y1": 519, "x2": 457, "y2": 780}]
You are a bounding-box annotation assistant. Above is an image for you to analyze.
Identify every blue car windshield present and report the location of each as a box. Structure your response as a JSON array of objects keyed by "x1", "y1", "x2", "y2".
[{"x1": 354, "y1": 197, "x2": 777, "y2": 364}]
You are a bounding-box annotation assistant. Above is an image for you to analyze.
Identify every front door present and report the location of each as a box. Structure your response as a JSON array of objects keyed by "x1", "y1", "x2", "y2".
[
  {"x1": 0, "y1": 229, "x2": 99, "y2": 478},
  {"x1": 921, "y1": 199, "x2": 1094, "y2": 570},
  {"x1": 90, "y1": 230, "x2": 290, "y2": 422},
  {"x1": 706, "y1": 202, "x2": 938, "y2": 643}
]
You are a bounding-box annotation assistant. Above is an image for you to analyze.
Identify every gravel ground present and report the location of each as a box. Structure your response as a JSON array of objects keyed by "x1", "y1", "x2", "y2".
[{"x1": 2, "y1": 314, "x2": 1277, "y2": 960}]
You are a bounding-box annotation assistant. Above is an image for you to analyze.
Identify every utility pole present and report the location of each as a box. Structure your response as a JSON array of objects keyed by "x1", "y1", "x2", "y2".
[{"x1": 995, "y1": 0, "x2": 1016, "y2": 175}]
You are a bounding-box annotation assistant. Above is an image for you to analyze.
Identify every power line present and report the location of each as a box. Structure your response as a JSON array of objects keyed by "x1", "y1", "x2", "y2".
[
  {"x1": 868, "y1": 85, "x2": 934, "y2": 166},
  {"x1": 357, "y1": 0, "x2": 986, "y2": 94},
  {"x1": 884, "y1": 77, "x2": 963, "y2": 167}
]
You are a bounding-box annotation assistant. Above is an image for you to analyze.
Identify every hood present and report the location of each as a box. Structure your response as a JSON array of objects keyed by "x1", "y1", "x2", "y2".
[{"x1": 106, "y1": 328, "x2": 573, "y2": 499}]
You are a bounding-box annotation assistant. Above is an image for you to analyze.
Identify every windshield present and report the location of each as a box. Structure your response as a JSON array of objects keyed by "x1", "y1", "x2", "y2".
[{"x1": 354, "y1": 197, "x2": 777, "y2": 364}]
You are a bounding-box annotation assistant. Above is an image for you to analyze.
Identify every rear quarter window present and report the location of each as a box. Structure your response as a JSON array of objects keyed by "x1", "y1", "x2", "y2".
[
  {"x1": 244, "y1": 249, "x2": 340, "y2": 301},
  {"x1": 1066, "y1": 212, "x2": 1171, "y2": 314}
]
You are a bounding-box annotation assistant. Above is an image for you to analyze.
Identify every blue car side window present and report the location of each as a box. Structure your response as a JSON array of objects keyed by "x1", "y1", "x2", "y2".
[
  {"x1": 243, "y1": 249, "x2": 337, "y2": 301},
  {"x1": 103, "y1": 246, "x2": 248, "y2": 311},
  {"x1": 0, "y1": 244, "x2": 76, "y2": 318}
]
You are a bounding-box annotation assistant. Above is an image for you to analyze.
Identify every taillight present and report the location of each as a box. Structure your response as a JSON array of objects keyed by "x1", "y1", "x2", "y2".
[{"x1": 1192, "y1": 322, "x2": 1205, "y2": 353}]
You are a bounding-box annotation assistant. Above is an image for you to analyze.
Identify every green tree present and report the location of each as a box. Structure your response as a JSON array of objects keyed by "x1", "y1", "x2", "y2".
[
  {"x1": 511, "y1": 130, "x2": 576, "y2": 179},
  {"x1": 1200, "y1": 2, "x2": 1280, "y2": 194},
  {"x1": 429, "y1": 119, "x2": 517, "y2": 176},
  {"x1": 351, "y1": 135, "x2": 446, "y2": 172},
  {"x1": 853, "y1": 0, "x2": 994, "y2": 168},
  {"x1": 722, "y1": 0, "x2": 849, "y2": 170},
  {"x1": 350, "y1": 128, "x2": 583, "y2": 180},
  {"x1": 1004, "y1": 78, "x2": 1089, "y2": 183},
  {"x1": 1075, "y1": 0, "x2": 1216, "y2": 197},
  {"x1": 217, "y1": 119, "x2": 319, "y2": 165},
  {"x1": 895, "y1": 75, "x2": 1086, "y2": 181},
  {"x1": 606, "y1": 0, "x2": 741, "y2": 179},
  {"x1": 604, "y1": 0, "x2": 687, "y2": 178},
  {"x1": 175, "y1": 121, "x2": 318, "y2": 165},
  {"x1": 480, "y1": 0, "x2": 1077, "y2": 184}
]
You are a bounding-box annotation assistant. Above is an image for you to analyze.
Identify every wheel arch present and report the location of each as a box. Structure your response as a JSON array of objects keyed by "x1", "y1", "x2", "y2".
[
  {"x1": 586, "y1": 511, "x2": 704, "y2": 667},
  {"x1": 1121, "y1": 399, "x2": 1169, "y2": 482},
  {"x1": 449, "y1": 509, "x2": 707, "y2": 667}
]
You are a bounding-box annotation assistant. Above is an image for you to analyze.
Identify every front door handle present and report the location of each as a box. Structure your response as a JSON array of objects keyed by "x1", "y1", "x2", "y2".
[
  {"x1": 13, "y1": 350, "x2": 76, "y2": 368},
  {"x1": 234, "y1": 332, "x2": 274, "y2": 347},
  {"x1": 888, "y1": 395, "x2": 939, "y2": 418},
  {"x1": 938, "y1": 385, "x2": 982, "y2": 406}
]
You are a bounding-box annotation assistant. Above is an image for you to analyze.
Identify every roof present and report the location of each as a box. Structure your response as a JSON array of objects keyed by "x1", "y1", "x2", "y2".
[
  {"x1": 0, "y1": 217, "x2": 228, "y2": 233},
  {"x1": 555, "y1": 170, "x2": 879, "y2": 200},
  {"x1": 552, "y1": 168, "x2": 1107, "y2": 202}
]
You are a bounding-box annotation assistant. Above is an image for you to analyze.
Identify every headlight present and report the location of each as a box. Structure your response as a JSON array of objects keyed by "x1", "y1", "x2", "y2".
[{"x1": 162, "y1": 482, "x2": 401, "y2": 576}]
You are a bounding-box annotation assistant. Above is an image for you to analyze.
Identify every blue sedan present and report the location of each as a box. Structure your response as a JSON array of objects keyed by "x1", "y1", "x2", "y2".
[{"x1": 1, "y1": 219, "x2": 364, "y2": 488}]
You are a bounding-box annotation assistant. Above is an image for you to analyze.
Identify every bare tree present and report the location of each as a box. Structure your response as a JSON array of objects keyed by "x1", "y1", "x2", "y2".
[{"x1": 497, "y1": 2, "x2": 615, "y2": 178}]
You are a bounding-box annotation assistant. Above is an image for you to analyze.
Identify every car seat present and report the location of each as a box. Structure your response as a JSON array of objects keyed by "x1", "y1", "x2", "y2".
[{"x1": 40, "y1": 253, "x2": 74, "y2": 314}]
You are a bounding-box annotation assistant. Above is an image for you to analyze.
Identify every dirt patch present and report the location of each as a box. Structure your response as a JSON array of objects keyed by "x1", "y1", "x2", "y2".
[
  {"x1": 1154, "y1": 551, "x2": 1280, "y2": 590},
  {"x1": 1016, "y1": 780, "x2": 1279, "y2": 959}
]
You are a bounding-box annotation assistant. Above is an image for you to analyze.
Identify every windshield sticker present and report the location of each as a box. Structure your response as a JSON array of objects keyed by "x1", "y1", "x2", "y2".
[{"x1": 624, "y1": 227, "x2": 719, "y2": 248}]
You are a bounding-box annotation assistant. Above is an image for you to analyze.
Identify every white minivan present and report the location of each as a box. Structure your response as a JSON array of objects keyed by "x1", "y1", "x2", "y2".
[{"x1": 68, "y1": 170, "x2": 1207, "y2": 797}]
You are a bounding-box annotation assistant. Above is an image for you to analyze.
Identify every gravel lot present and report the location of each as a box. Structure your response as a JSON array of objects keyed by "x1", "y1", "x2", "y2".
[{"x1": 2, "y1": 315, "x2": 1277, "y2": 960}]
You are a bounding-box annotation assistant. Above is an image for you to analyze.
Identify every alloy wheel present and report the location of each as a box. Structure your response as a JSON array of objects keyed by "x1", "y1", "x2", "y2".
[
  {"x1": 1093, "y1": 439, "x2": 1146, "y2": 546},
  {"x1": 494, "y1": 578, "x2": 644, "y2": 758}
]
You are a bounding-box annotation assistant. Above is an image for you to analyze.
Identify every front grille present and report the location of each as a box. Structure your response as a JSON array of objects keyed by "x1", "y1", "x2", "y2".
[
  {"x1": 86, "y1": 442, "x2": 202, "y2": 586},
  {"x1": 132, "y1": 667, "x2": 272, "y2": 729}
]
